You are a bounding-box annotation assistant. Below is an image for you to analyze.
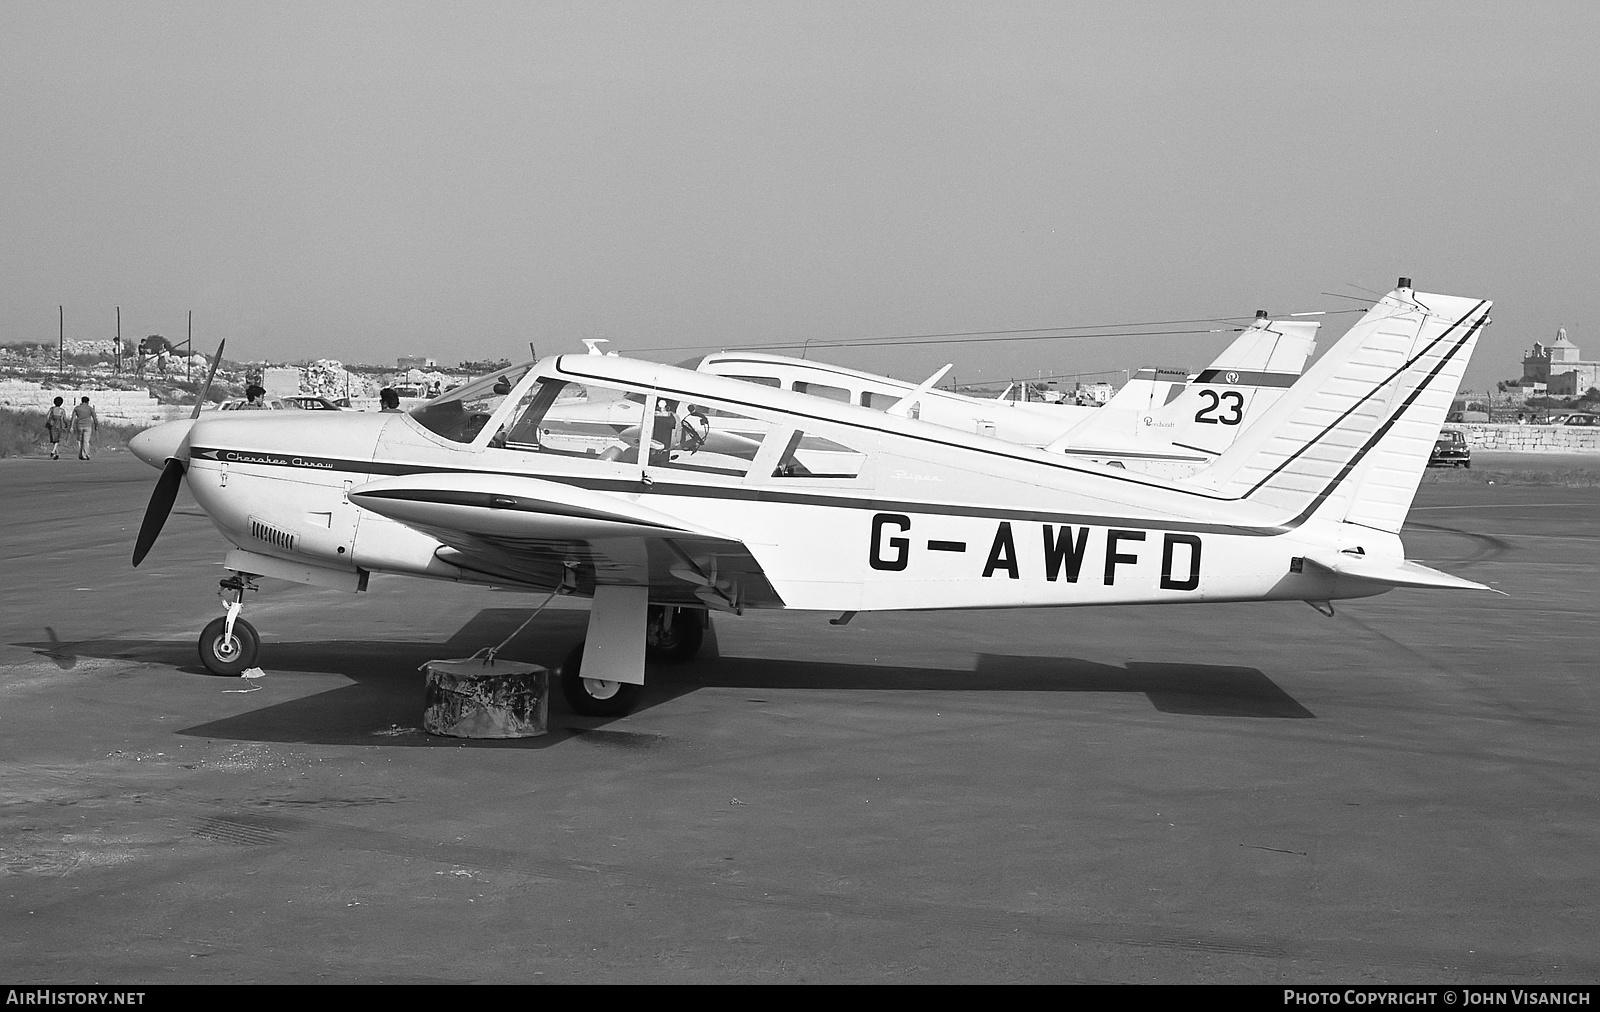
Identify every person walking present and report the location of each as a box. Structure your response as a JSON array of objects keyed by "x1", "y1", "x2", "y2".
[
  {"x1": 71, "y1": 396, "x2": 98, "y2": 460},
  {"x1": 44, "y1": 396, "x2": 69, "y2": 459}
]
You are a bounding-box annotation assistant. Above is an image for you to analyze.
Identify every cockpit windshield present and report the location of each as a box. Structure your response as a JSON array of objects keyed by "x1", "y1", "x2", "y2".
[{"x1": 407, "y1": 364, "x2": 532, "y2": 443}]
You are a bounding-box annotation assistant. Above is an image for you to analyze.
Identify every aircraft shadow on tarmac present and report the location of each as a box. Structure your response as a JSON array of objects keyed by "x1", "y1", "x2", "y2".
[
  {"x1": 17, "y1": 608, "x2": 1311, "y2": 749},
  {"x1": 695, "y1": 654, "x2": 1313, "y2": 719}
]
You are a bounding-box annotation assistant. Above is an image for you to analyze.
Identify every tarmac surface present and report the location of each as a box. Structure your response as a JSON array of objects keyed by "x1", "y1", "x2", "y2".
[{"x1": 2, "y1": 451, "x2": 1597, "y2": 983}]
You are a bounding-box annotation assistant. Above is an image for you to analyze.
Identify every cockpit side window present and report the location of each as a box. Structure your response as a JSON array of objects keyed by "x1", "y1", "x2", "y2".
[
  {"x1": 771, "y1": 430, "x2": 867, "y2": 478},
  {"x1": 491, "y1": 379, "x2": 566, "y2": 450},
  {"x1": 649, "y1": 401, "x2": 771, "y2": 477},
  {"x1": 408, "y1": 366, "x2": 531, "y2": 443},
  {"x1": 489, "y1": 379, "x2": 646, "y2": 461},
  {"x1": 793, "y1": 380, "x2": 850, "y2": 402}
]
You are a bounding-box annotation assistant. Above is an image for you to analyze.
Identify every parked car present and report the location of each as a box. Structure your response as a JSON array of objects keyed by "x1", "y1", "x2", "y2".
[
  {"x1": 1429, "y1": 428, "x2": 1471, "y2": 468},
  {"x1": 282, "y1": 395, "x2": 345, "y2": 411},
  {"x1": 218, "y1": 397, "x2": 287, "y2": 410}
]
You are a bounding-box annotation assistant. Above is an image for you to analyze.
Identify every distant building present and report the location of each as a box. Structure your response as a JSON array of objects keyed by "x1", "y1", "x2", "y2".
[
  {"x1": 397, "y1": 355, "x2": 437, "y2": 369},
  {"x1": 262, "y1": 367, "x2": 300, "y2": 397},
  {"x1": 1524, "y1": 329, "x2": 1600, "y2": 396}
]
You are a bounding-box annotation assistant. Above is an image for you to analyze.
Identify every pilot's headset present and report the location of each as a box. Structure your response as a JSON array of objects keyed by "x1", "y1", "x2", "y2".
[{"x1": 679, "y1": 404, "x2": 710, "y2": 450}]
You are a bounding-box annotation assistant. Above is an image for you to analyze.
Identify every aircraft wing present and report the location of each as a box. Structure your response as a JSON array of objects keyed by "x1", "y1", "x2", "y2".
[
  {"x1": 1300, "y1": 551, "x2": 1496, "y2": 593},
  {"x1": 349, "y1": 472, "x2": 783, "y2": 610}
]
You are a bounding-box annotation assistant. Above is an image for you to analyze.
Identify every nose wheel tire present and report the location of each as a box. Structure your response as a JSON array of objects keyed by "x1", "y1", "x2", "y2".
[
  {"x1": 199, "y1": 616, "x2": 260, "y2": 676},
  {"x1": 559, "y1": 640, "x2": 643, "y2": 717}
]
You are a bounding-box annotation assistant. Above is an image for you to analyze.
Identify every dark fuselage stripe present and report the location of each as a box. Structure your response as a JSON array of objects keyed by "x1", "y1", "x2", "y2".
[
  {"x1": 1190, "y1": 369, "x2": 1300, "y2": 388},
  {"x1": 192, "y1": 444, "x2": 1286, "y2": 537},
  {"x1": 348, "y1": 487, "x2": 680, "y2": 530}
]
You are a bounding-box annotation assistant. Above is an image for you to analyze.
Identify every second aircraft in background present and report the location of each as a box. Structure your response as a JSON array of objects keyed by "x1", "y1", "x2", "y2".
[{"x1": 686, "y1": 312, "x2": 1319, "y2": 477}]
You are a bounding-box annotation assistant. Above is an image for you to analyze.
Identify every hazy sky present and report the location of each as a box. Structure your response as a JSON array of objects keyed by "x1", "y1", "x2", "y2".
[{"x1": 3, "y1": 1, "x2": 1596, "y2": 391}]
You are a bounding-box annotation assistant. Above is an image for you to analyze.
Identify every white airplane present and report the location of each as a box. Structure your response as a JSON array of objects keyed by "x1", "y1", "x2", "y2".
[
  {"x1": 129, "y1": 280, "x2": 1491, "y2": 719},
  {"x1": 687, "y1": 311, "x2": 1319, "y2": 474},
  {"x1": 1043, "y1": 313, "x2": 1322, "y2": 476}
]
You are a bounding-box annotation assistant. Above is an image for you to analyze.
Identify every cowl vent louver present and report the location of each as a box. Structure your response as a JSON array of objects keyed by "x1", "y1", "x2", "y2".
[{"x1": 249, "y1": 517, "x2": 297, "y2": 552}]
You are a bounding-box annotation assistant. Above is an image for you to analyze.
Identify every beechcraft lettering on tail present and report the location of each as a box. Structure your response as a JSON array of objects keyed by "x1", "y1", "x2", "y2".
[{"x1": 129, "y1": 280, "x2": 1495, "y2": 719}]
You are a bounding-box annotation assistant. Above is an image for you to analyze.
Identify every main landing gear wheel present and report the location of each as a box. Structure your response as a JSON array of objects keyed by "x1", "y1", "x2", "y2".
[
  {"x1": 645, "y1": 605, "x2": 705, "y2": 664},
  {"x1": 559, "y1": 640, "x2": 643, "y2": 718},
  {"x1": 199, "y1": 616, "x2": 259, "y2": 676}
]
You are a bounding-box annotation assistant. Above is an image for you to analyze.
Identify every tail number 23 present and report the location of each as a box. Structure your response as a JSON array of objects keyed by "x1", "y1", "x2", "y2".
[{"x1": 1194, "y1": 389, "x2": 1244, "y2": 425}]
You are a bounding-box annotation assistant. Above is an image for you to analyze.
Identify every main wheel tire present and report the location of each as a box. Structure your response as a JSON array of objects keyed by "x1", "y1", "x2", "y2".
[
  {"x1": 559, "y1": 640, "x2": 643, "y2": 717},
  {"x1": 199, "y1": 616, "x2": 259, "y2": 676},
  {"x1": 645, "y1": 605, "x2": 705, "y2": 664}
]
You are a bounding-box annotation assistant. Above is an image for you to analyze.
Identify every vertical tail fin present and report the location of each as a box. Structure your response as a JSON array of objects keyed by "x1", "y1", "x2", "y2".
[
  {"x1": 1046, "y1": 317, "x2": 1319, "y2": 456},
  {"x1": 1182, "y1": 284, "x2": 1491, "y2": 532},
  {"x1": 1188, "y1": 317, "x2": 1320, "y2": 413}
]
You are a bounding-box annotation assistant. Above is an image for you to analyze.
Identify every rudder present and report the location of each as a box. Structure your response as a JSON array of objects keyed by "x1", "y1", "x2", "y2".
[{"x1": 1181, "y1": 282, "x2": 1491, "y2": 532}]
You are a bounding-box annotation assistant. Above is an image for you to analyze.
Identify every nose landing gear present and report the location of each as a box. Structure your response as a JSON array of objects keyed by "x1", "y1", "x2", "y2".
[{"x1": 199, "y1": 573, "x2": 261, "y2": 676}]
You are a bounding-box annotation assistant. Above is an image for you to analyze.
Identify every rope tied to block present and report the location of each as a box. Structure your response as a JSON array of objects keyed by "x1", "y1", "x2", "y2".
[{"x1": 470, "y1": 588, "x2": 561, "y2": 666}]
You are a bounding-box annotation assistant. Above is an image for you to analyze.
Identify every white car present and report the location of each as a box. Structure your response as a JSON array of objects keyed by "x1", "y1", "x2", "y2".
[
  {"x1": 218, "y1": 397, "x2": 287, "y2": 411},
  {"x1": 281, "y1": 396, "x2": 347, "y2": 411}
]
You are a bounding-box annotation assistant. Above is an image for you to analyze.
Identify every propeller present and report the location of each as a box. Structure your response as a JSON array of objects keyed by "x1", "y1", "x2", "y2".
[
  {"x1": 131, "y1": 339, "x2": 225, "y2": 567},
  {"x1": 191, "y1": 338, "x2": 225, "y2": 419},
  {"x1": 132, "y1": 458, "x2": 185, "y2": 566}
]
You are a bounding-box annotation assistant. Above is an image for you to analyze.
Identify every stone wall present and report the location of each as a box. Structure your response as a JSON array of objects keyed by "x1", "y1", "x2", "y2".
[
  {"x1": 0, "y1": 382, "x2": 190, "y2": 424},
  {"x1": 1460, "y1": 423, "x2": 1600, "y2": 453}
]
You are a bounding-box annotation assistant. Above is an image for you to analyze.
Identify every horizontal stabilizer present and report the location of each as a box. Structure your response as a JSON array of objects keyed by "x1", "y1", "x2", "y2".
[{"x1": 1301, "y1": 551, "x2": 1496, "y2": 592}]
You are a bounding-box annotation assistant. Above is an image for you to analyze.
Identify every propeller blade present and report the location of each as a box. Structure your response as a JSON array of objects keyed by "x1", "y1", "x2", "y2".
[
  {"x1": 132, "y1": 458, "x2": 186, "y2": 566},
  {"x1": 191, "y1": 339, "x2": 227, "y2": 420}
]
